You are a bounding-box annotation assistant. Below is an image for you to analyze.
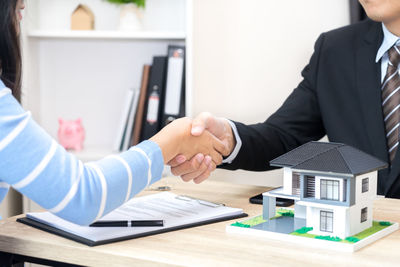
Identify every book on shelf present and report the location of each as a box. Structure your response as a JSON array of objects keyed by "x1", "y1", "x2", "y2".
[
  {"x1": 120, "y1": 87, "x2": 140, "y2": 151},
  {"x1": 130, "y1": 65, "x2": 151, "y2": 146},
  {"x1": 140, "y1": 56, "x2": 168, "y2": 142},
  {"x1": 161, "y1": 45, "x2": 186, "y2": 128},
  {"x1": 115, "y1": 44, "x2": 186, "y2": 149},
  {"x1": 114, "y1": 87, "x2": 135, "y2": 152}
]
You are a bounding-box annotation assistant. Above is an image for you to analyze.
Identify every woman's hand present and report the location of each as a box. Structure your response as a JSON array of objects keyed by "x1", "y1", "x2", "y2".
[
  {"x1": 150, "y1": 117, "x2": 228, "y2": 165},
  {"x1": 167, "y1": 112, "x2": 236, "y2": 183}
]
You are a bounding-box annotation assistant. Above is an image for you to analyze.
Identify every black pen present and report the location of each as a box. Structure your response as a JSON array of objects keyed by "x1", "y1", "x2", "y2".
[{"x1": 89, "y1": 220, "x2": 164, "y2": 227}]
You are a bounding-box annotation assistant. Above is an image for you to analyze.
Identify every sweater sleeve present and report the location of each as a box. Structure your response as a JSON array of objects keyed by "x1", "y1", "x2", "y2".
[{"x1": 0, "y1": 81, "x2": 164, "y2": 225}]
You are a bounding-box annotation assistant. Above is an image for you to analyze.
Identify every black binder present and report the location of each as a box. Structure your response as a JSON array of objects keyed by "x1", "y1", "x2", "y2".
[
  {"x1": 140, "y1": 56, "x2": 167, "y2": 141},
  {"x1": 161, "y1": 45, "x2": 186, "y2": 128}
]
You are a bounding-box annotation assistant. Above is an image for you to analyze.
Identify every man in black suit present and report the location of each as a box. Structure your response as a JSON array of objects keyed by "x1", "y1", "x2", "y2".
[{"x1": 169, "y1": 0, "x2": 400, "y2": 198}]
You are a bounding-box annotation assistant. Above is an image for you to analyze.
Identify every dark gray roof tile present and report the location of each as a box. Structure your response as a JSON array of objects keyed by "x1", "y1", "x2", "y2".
[
  {"x1": 270, "y1": 141, "x2": 388, "y2": 175},
  {"x1": 337, "y1": 145, "x2": 388, "y2": 174}
]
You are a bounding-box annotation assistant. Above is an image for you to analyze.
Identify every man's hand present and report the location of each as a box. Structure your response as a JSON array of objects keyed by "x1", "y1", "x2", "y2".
[
  {"x1": 168, "y1": 112, "x2": 236, "y2": 183},
  {"x1": 150, "y1": 117, "x2": 228, "y2": 165},
  {"x1": 191, "y1": 112, "x2": 235, "y2": 153}
]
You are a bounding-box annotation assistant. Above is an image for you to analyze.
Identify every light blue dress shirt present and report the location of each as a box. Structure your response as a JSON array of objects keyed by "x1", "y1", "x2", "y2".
[{"x1": 376, "y1": 23, "x2": 400, "y2": 82}]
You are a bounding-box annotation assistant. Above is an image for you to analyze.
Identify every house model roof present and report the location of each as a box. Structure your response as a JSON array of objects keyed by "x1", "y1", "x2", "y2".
[{"x1": 270, "y1": 141, "x2": 388, "y2": 175}]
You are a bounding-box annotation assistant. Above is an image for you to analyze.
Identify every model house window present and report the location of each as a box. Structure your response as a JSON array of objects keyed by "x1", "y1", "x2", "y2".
[
  {"x1": 320, "y1": 179, "x2": 339, "y2": 201},
  {"x1": 362, "y1": 178, "x2": 369, "y2": 193},
  {"x1": 343, "y1": 179, "x2": 347, "y2": 202},
  {"x1": 361, "y1": 207, "x2": 368, "y2": 222},
  {"x1": 320, "y1": 211, "x2": 333, "y2": 232},
  {"x1": 292, "y1": 173, "x2": 300, "y2": 196},
  {"x1": 305, "y1": 175, "x2": 315, "y2": 197}
]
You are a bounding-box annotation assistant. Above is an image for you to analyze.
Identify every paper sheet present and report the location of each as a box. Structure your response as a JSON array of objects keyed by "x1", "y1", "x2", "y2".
[{"x1": 27, "y1": 192, "x2": 243, "y2": 242}]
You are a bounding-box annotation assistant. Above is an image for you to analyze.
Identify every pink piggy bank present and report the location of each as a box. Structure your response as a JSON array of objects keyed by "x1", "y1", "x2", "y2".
[{"x1": 58, "y1": 118, "x2": 85, "y2": 151}]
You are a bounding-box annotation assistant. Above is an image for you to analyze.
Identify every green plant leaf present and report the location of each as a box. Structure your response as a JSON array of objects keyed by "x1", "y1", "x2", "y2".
[{"x1": 105, "y1": 0, "x2": 146, "y2": 8}]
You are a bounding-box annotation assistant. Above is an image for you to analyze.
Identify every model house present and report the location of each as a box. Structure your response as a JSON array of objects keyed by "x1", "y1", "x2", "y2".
[{"x1": 262, "y1": 141, "x2": 387, "y2": 239}]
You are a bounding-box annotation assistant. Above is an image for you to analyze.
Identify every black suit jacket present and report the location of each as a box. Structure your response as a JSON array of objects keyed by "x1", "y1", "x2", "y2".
[{"x1": 221, "y1": 19, "x2": 400, "y2": 198}]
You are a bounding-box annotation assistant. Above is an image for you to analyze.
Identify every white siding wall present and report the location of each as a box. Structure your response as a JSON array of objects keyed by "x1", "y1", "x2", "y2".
[
  {"x1": 354, "y1": 171, "x2": 377, "y2": 205},
  {"x1": 307, "y1": 206, "x2": 348, "y2": 239},
  {"x1": 294, "y1": 202, "x2": 306, "y2": 219},
  {"x1": 348, "y1": 203, "x2": 372, "y2": 236},
  {"x1": 348, "y1": 171, "x2": 377, "y2": 236},
  {"x1": 283, "y1": 167, "x2": 292, "y2": 195},
  {"x1": 333, "y1": 208, "x2": 348, "y2": 239},
  {"x1": 306, "y1": 206, "x2": 317, "y2": 228}
]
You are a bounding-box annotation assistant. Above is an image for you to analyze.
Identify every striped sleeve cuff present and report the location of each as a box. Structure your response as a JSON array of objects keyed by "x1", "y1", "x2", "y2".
[{"x1": 131, "y1": 140, "x2": 164, "y2": 185}]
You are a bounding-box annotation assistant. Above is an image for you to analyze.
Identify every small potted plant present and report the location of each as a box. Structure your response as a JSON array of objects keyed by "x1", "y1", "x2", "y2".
[{"x1": 105, "y1": 0, "x2": 146, "y2": 31}]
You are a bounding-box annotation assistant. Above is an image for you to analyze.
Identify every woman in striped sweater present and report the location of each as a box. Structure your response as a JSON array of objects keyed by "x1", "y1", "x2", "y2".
[{"x1": 0, "y1": 0, "x2": 227, "y2": 225}]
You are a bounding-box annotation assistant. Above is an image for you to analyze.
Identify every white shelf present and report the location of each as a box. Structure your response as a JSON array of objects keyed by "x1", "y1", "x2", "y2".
[{"x1": 28, "y1": 30, "x2": 186, "y2": 40}]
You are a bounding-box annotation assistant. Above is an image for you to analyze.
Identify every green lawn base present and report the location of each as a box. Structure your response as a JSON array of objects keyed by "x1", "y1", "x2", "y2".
[
  {"x1": 290, "y1": 220, "x2": 392, "y2": 243},
  {"x1": 230, "y1": 222, "x2": 250, "y2": 228},
  {"x1": 231, "y1": 207, "x2": 392, "y2": 242},
  {"x1": 238, "y1": 215, "x2": 267, "y2": 227},
  {"x1": 350, "y1": 221, "x2": 392, "y2": 240},
  {"x1": 276, "y1": 208, "x2": 294, "y2": 217},
  {"x1": 315, "y1": 235, "x2": 342, "y2": 242},
  {"x1": 294, "y1": 226, "x2": 313, "y2": 234}
]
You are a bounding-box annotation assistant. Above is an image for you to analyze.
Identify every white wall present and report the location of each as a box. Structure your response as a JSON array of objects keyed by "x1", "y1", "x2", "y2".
[
  {"x1": 349, "y1": 203, "x2": 373, "y2": 236},
  {"x1": 347, "y1": 172, "x2": 377, "y2": 235},
  {"x1": 192, "y1": 0, "x2": 350, "y2": 186},
  {"x1": 283, "y1": 167, "x2": 292, "y2": 194},
  {"x1": 355, "y1": 172, "x2": 377, "y2": 205},
  {"x1": 307, "y1": 206, "x2": 348, "y2": 239}
]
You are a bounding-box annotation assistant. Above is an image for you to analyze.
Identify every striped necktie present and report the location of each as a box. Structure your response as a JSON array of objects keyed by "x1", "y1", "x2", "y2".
[{"x1": 382, "y1": 44, "x2": 400, "y2": 163}]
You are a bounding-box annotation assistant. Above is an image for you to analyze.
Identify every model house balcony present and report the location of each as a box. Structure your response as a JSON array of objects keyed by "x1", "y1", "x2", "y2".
[
  {"x1": 263, "y1": 187, "x2": 300, "y2": 201},
  {"x1": 298, "y1": 174, "x2": 352, "y2": 207}
]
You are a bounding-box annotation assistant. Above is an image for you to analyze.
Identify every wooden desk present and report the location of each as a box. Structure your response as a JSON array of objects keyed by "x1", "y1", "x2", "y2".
[{"x1": 0, "y1": 177, "x2": 399, "y2": 266}]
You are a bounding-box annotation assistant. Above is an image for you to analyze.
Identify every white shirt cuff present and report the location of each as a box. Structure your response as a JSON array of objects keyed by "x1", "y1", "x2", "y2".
[{"x1": 222, "y1": 119, "x2": 242, "y2": 164}]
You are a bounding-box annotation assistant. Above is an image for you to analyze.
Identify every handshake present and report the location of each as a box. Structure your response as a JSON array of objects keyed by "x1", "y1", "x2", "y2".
[{"x1": 150, "y1": 112, "x2": 235, "y2": 184}]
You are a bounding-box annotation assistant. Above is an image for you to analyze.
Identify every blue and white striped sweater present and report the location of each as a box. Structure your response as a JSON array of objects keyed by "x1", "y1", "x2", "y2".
[{"x1": 0, "y1": 79, "x2": 164, "y2": 225}]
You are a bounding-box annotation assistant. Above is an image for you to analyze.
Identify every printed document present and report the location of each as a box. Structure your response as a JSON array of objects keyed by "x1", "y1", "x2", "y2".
[{"x1": 24, "y1": 192, "x2": 245, "y2": 244}]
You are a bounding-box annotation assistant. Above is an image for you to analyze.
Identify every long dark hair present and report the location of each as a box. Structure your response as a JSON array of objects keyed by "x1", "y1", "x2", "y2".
[{"x1": 0, "y1": 0, "x2": 21, "y2": 102}]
